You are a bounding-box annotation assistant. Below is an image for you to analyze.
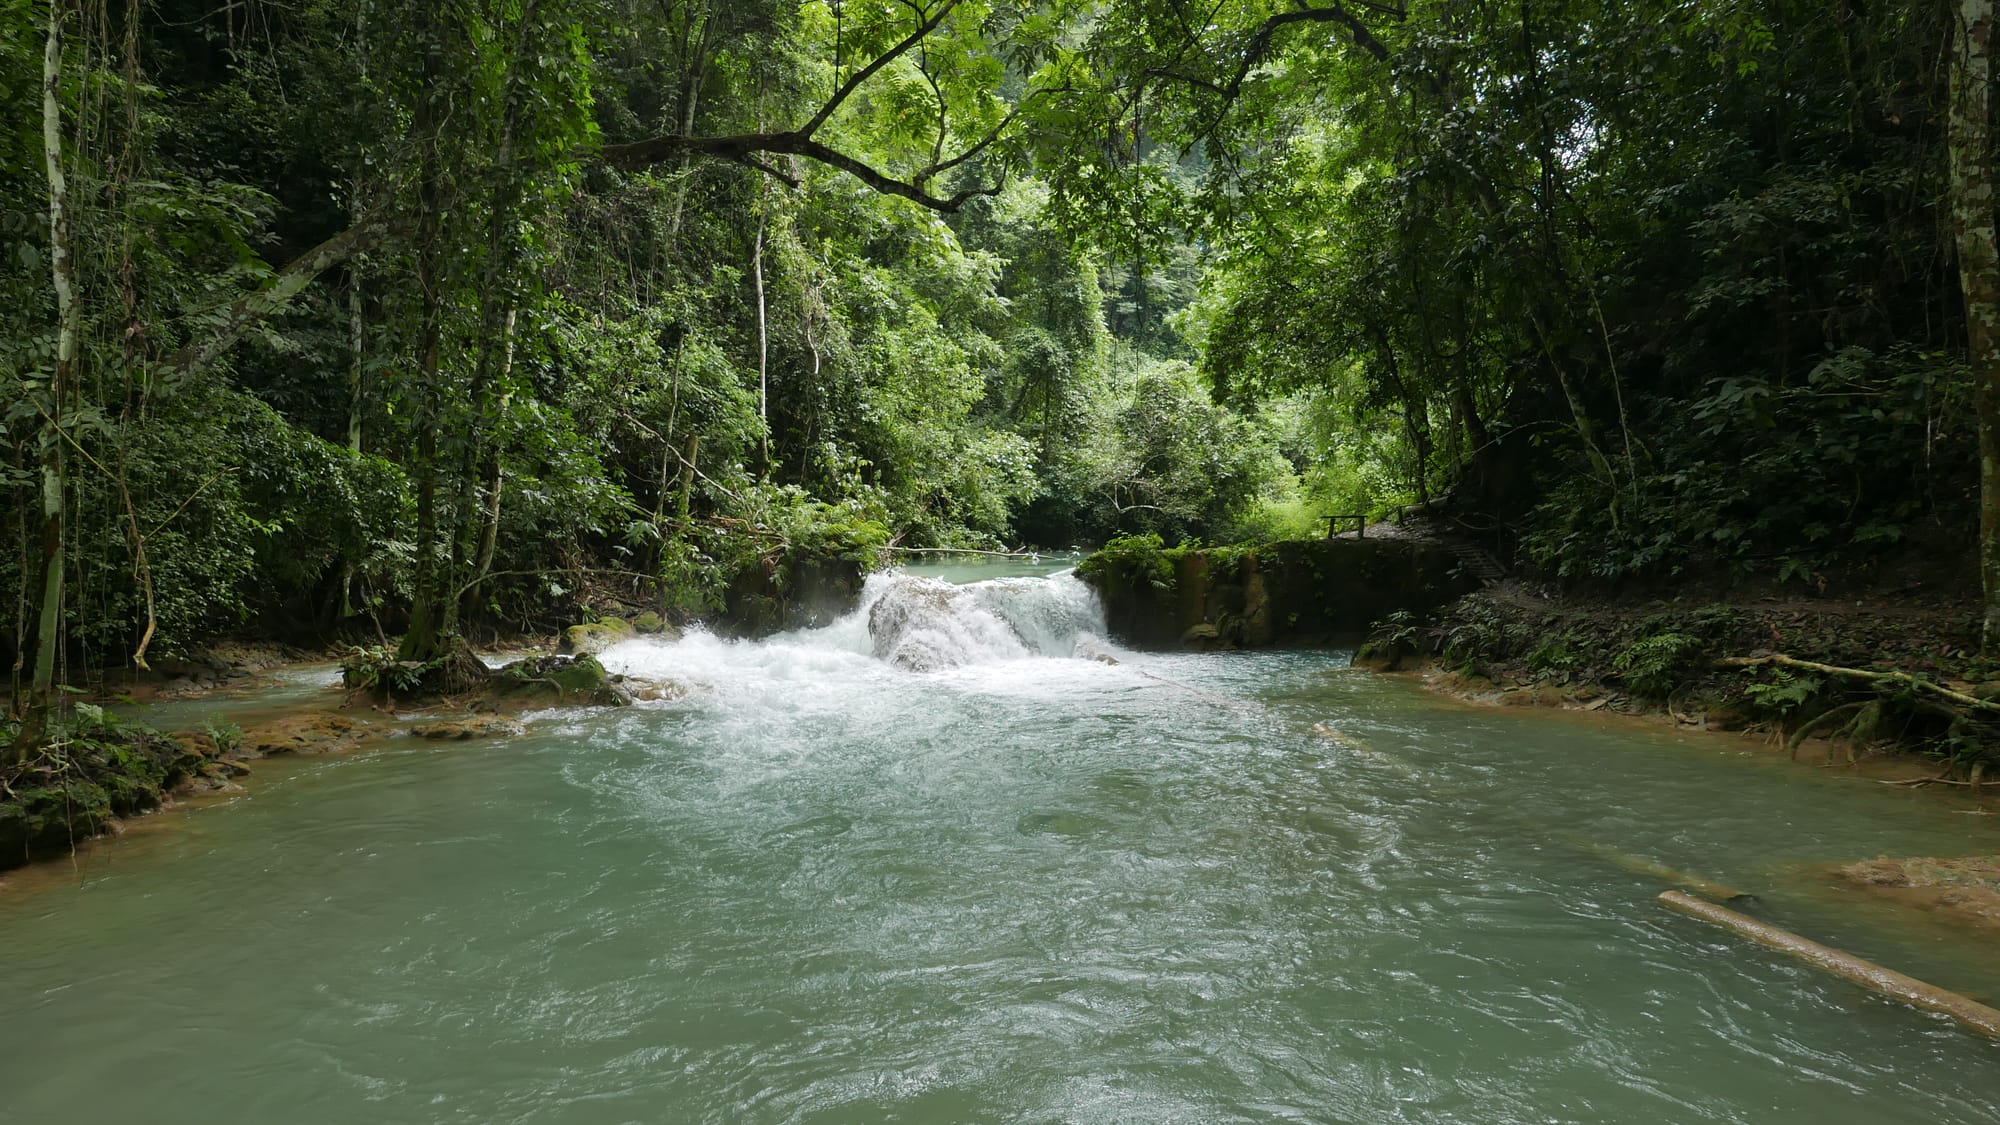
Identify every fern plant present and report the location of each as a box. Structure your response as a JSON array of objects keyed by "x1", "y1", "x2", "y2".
[{"x1": 1612, "y1": 632, "x2": 1704, "y2": 697}]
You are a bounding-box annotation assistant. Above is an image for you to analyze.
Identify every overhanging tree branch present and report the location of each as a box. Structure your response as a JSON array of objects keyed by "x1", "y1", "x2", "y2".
[
  {"x1": 601, "y1": 0, "x2": 1021, "y2": 212},
  {"x1": 166, "y1": 211, "x2": 398, "y2": 378},
  {"x1": 801, "y1": 0, "x2": 960, "y2": 138},
  {"x1": 602, "y1": 127, "x2": 1002, "y2": 212},
  {"x1": 1221, "y1": 2, "x2": 1391, "y2": 100}
]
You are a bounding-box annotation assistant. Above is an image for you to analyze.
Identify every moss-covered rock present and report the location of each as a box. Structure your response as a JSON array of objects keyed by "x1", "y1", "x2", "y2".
[
  {"x1": 561, "y1": 618, "x2": 635, "y2": 655},
  {"x1": 721, "y1": 551, "x2": 868, "y2": 637},
  {"x1": 0, "y1": 782, "x2": 110, "y2": 863},
  {"x1": 494, "y1": 653, "x2": 632, "y2": 707},
  {"x1": 1, "y1": 716, "x2": 210, "y2": 871}
]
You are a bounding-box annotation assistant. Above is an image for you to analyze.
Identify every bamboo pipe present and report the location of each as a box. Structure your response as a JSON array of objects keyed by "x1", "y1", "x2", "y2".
[{"x1": 1657, "y1": 890, "x2": 2000, "y2": 1039}]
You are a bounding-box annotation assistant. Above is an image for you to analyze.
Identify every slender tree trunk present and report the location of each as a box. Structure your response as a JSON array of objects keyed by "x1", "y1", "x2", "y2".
[
  {"x1": 465, "y1": 311, "x2": 517, "y2": 615},
  {"x1": 347, "y1": 1, "x2": 369, "y2": 457},
  {"x1": 398, "y1": 29, "x2": 447, "y2": 664},
  {"x1": 677, "y1": 432, "x2": 701, "y2": 534},
  {"x1": 1953, "y1": 0, "x2": 2000, "y2": 650},
  {"x1": 667, "y1": 0, "x2": 718, "y2": 242},
  {"x1": 348, "y1": 258, "x2": 365, "y2": 453},
  {"x1": 343, "y1": 246, "x2": 361, "y2": 622},
  {"x1": 752, "y1": 189, "x2": 770, "y2": 477},
  {"x1": 14, "y1": 0, "x2": 77, "y2": 761},
  {"x1": 448, "y1": 1, "x2": 540, "y2": 638}
]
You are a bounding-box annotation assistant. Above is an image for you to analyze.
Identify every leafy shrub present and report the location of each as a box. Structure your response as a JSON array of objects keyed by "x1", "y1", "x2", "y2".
[
  {"x1": 1526, "y1": 634, "x2": 1586, "y2": 679},
  {"x1": 1077, "y1": 534, "x2": 1178, "y2": 594},
  {"x1": 339, "y1": 646, "x2": 428, "y2": 694},
  {"x1": 1741, "y1": 669, "x2": 1824, "y2": 717},
  {"x1": 1612, "y1": 632, "x2": 1705, "y2": 697}
]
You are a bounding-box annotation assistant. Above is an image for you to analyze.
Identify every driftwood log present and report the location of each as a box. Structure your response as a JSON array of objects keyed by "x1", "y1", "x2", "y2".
[{"x1": 1657, "y1": 890, "x2": 2000, "y2": 1039}]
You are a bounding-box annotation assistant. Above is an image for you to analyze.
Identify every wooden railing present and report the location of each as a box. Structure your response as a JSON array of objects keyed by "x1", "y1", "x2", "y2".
[{"x1": 1321, "y1": 513, "x2": 1368, "y2": 539}]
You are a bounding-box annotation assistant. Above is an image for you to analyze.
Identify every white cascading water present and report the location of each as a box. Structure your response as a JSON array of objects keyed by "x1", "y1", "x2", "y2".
[
  {"x1": 865, "y1": 571, "x2": 1105, "y2": 670},
  {"x1": 597, "y1": 568, "x2": 1111, "y2": 690}
]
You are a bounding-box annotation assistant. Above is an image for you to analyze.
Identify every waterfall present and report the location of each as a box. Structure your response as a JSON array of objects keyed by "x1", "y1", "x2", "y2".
[
  {"x1": 597, "y1": 567, "x2": 1110, "y2": 686},
  {"x1": 863, "y1": 570, "x2": 1107, "y2": 670}
]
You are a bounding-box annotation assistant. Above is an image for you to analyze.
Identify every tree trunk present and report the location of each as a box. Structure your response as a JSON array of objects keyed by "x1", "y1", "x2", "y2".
[
  {"x1": 677, "y1": 432, "x2": 701, "y2": 534},
  {"x1": 666, "y1": 0, "x2": 717, "y2": 242},
  {"x1": 752, "y1": 190, "x2": 770, "y2": 477},
  {"x1": 14, "y1": 0, "x2": 77, "y2": 762},
  {"x1": 449, "y1": 0, "x2": 541, "y2": 637},
  {"x1": 398, "y1": 28, "x2": 447, "y2": 664},
  {"x1": 464, "y1": 311, "x2": 518, "y2": 619},
  {"x1": 1952, "y1": 0, "x2": 2000, "y2": 650},
  {"x1": 347, "y1": 256, "x2": 365, "y2": 453}
]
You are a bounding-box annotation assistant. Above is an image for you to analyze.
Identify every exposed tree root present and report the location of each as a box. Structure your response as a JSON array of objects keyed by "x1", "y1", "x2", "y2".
[{"x1": 1785, "y1": 701, "x2": 1866, "y2": 761}]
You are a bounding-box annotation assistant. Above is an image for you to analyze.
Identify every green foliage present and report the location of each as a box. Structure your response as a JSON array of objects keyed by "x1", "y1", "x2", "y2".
[
  {"x1": 1522, "y1": 347, "x2": 1969, "y2": 581},
  {"x1": 199, "y1": 721, "x2": 244, "y2": 758},
  {"x1": 1741, "y1": 670, "x2": 1825, "y2": 718},
  {"x1": 1612, "y1": 633, "x2": 1705, "y2": 698},
  {"x1": 1356, "y1": 609, "x2": 1423, "y2": 667},
  {"x1": 1440, "y1": 600, "x2": 1528, "y2": 672},
  {"x1": 338, "y1": 646, "x2": 429, "y2": 695},
  {"x1": 1076, "y1": 534, "x2": 1178, "y2": 594},
  {"x1": 1526, "y1": 635, "x2": 1586, "y2": 680},
  {"x1": 4, "y1": 0, "x2": 1982, "y2": 696}
]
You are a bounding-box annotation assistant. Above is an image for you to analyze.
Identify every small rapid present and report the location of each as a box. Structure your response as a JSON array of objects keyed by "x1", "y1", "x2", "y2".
[
  {"x1": 599, "y1": 569, "x2": 1111, "y2": 684},
  {"x1": 866, "y1": 568, "x2": 1107, "y2": 669},
  {"x1": 4, "y1": 563, "x2": 2000, "y2": 1124}
]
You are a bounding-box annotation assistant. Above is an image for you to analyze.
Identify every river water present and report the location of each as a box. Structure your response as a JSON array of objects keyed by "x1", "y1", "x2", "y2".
[{"x1": 3, "y1": 563, "x2": 1998, "y2": 1123}]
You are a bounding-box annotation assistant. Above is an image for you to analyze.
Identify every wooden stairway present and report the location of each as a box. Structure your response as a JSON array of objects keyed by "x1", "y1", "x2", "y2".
[{"x1": 1445, "y1": 539, "x2": 1508, "y2": 586}]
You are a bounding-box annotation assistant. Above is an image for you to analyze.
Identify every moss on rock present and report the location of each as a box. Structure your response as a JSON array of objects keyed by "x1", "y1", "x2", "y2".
[
  {"x1": 1, "y1": 715, "x2": 211, "y2": 871},
  {"x1": 494, "y1": 653, "x2": 632, "y2": 706},
  {"x1": 561, "y1": 618, "x2": 635, "y2": 655}
]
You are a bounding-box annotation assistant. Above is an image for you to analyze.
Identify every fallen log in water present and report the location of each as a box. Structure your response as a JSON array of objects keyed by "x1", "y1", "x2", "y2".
[
  {"x1": 1657, "y1": 889, "x2": 2000, "y2": 1039},
  {"x1": 1563, "y1": 840, "x2": 1751, "y2": 902}
]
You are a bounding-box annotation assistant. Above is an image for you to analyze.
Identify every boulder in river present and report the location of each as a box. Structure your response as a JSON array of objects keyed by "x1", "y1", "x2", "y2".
[
  {"x1": 631, "y1": 611, "x2": 679, "y2": 638},
  {"x1": 561, "y1": 618, "x2": 635, "y2": 655},
  {"x1": 494, "y1": 653, "x2": 632, "y2": 706}
]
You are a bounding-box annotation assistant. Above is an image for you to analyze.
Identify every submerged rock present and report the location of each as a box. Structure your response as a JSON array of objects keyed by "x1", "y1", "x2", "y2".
[
  {"x1": 242, "y1": 712, "x2": 371, "y2": 756},
  {"x1": 1838, "y1": 855, "x2": 2000, "y2": 932},
  {"x1": 410, "y1": 717, "x2": 527, "y2": 740},
  {"x1": 868, "y1": 576, "x2": 1027, "y2": 671},
  {"x1": 626, "y1": 679, "x2": 687, "y2": 702}
]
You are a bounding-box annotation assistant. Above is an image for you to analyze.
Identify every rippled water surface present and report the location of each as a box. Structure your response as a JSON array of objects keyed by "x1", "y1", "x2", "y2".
[{"x1": 4, "y1": 564, "x2": 1999, "y2": 1124}]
